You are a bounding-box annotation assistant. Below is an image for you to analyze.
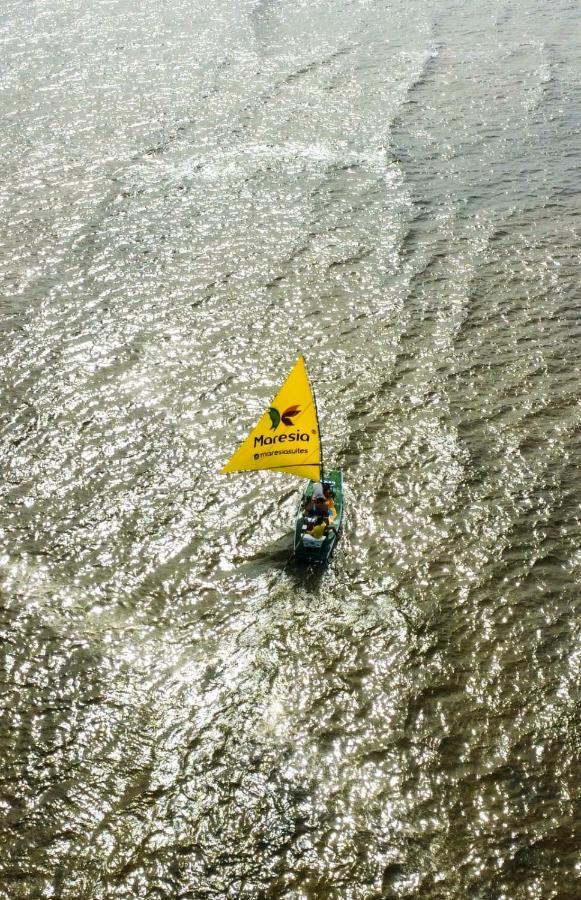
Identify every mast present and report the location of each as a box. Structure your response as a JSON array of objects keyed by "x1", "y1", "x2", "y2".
[{"x1": 306, "y1": 357, "x2": 324, "y2": 483}]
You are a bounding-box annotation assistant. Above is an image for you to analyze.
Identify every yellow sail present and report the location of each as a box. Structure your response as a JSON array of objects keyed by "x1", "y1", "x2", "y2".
[{"x1": 221, "y1": 356, "x2": 321, "y2": 480}]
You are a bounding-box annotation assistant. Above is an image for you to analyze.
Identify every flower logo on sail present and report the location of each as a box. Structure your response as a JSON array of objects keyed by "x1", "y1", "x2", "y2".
[{"x1": 268, "y1": 405, "x2": 300, "y2": 430}]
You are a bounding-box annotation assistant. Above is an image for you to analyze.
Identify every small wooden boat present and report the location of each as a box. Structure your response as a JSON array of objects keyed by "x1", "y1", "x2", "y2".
[
  {"x1": 293, "y1": 469, "x2": 344, "y2": 563},
  {"x1": 221, "y1": 357, "x2": 343, "y2": 563}
]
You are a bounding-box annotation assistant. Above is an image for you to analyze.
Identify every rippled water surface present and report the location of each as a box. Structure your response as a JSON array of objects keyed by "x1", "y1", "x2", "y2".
[{"x1": 1, "y1": 0, "x2": 580, "y2": 897}]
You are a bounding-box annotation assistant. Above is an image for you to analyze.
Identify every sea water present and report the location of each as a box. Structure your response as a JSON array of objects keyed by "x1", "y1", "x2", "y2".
[{"x1": 1, "y1": 1, "x2": 580, "y2": 897}]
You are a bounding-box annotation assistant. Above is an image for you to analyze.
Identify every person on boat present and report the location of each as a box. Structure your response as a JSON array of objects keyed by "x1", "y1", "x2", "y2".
[
  {"x1": 323, "y1": 483, "x2": 336, "y2": 518},
  {"x1": 304, "y1": 483, "x2": 336, "y2": 518},
  {"x1": 303, "y1": 492, "x2": 330, "y2": 520},
  {"x1": 310, "y1": 482, "x2": 325, "y2": 501},
  {"x1": 305, "y1": 515, "x2": 327, "y2": 539},
  {"x1": 303, "y1": 492, "x2": 337, "y2": 538}
]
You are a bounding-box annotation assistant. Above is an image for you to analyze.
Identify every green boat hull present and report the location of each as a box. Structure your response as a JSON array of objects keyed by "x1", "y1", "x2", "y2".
[{"x1": 293, "y1": 470, "x2": 344, "y2": 563}]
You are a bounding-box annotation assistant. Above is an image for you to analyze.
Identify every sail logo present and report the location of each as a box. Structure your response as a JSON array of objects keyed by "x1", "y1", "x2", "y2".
[
  {"x1": 256, "y1": 404, "x2": 312, "y2": 455},
  {"x1": 268, "y1": 405, "x2": 300, "y2": 430},
  {"x1": 254, "y1": 430, "x2": 311, "y2": 448}
]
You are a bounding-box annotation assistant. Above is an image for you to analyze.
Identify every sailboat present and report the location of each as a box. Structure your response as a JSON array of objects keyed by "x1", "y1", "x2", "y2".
[{"x1": 221, "y1": 357, "x2": 343, "y2": 562}]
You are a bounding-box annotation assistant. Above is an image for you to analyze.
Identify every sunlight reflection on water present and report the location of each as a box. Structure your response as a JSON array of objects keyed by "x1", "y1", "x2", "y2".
[{"x1": 1, "y1": 0, "x2": 581, "y2": 897}]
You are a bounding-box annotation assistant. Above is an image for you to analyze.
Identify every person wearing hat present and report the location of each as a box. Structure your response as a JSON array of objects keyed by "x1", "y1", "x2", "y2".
[{"x1": 311, "y1": 482, "x2": 325, "y2": 500}]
